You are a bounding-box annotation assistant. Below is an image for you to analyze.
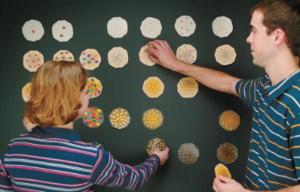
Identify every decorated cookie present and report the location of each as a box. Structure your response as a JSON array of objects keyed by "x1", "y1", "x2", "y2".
[
  {"x1": 52, "y1": 20, "x2": 73, "y2": 42},
  {"x1": 82, "y1": 107, "x2": 104, "y2": 128},
  {"x1": 87, "y1": 77, "x2": 102, "y2": 99},
  {"x1": 22, "y1": 19, "x2": 44, "y2": 41},
  {"x1": 142, "y1": 76, "x2": 164, "y2": 98},
  {"x1": 79, "y1": 48, "x2": 101, "y2": 70},
  {"x1": 23, "y1": 50, "x2": 44, "y2": 72},
  {"x1": 53, "y1": 50, "x2": 74, "y2": 61}
]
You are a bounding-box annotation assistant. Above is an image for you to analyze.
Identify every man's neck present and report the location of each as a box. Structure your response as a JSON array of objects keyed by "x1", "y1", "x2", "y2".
[{"x1": 264, "y1": 51, "x2": 299, "y2": 86}]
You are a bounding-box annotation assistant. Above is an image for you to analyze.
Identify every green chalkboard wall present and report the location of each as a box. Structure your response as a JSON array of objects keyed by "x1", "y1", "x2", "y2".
[{"x1": 0, "y1": 0, "x2": 263, "y2": 191}]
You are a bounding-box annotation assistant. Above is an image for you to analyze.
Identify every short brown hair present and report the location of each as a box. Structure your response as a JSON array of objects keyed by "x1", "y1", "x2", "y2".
[
  {"x1": 251, "y1": 0, "x2": 300, "y2": 56},
  {"x1": 25, "y1": 61, "x2": 88, "y2": 127}
]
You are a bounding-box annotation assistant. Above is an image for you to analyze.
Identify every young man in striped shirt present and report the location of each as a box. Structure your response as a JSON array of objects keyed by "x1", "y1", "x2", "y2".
[
  {"x1": 147, "y1": 0, "x2": 300, "y2": 191},
  {"x1": 0, "y1": 61, "x2": 170, "y2": 191}
]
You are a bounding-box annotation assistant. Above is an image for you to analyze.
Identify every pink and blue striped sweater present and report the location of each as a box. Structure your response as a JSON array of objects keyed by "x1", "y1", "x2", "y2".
[{"x1": 0, "y1": 127, "x2": 160, "y2": 191}]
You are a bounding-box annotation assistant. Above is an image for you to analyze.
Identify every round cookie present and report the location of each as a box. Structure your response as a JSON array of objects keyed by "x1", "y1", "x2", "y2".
[
  {"x1": 142, "y1": 76, "x2": 164, "y2": 98},
  {"x1": 217, "y1": 142, "x2": 238, "y2": 165},
  {"x1": 214, "y1": 44, "x2": 237, "y2": 66},
  {"x1": 140, "y1": 17, "x2": 162, "y2": 39},
  {"x1": 219, "y1": 110, "x2": 240, "y2": 131},
  {"x1": 87, "y1": 77, "x2": 103, "y2": 99},
  {"x1": 22, "y1": 19, "x2": 44, "y2": 42},
  {"x1": 108, "y1": 47, "x2": 128, "y2": 68},
  {"x1": 178, "y1": 143, "x2": 199, "y2": 165},
  {"x1": 176, "y1": 44, "x2": 197, "y2": 64},
  {"x1": 174, "y1": 15, "x2": 196, "y2": 37},
  {"x1": 82, "y1": 107, "x2": 104, "y2": 128},
  {"x1": 53, "y1": 50, "x2": 74, "y2": 62},
  {"x1": 177, "y1": 77, "x2": 198, "y2": 98},
  {"x1": 146, "y1": 138, "x2": 167, "y2": 155},
  {"x1": 107, "y1": 17, "x2": 128, "y2": 38},
  {"x1": 23, "y1": 50, "x2": 44, "y2": 72},
  {"x1": 142, "y1": 108, "x2": 164, "y2": 130},
  {"x1": 212, "y1": 16, "x2": 233, "y2": 38},
  {"x1": 52, "y1": 20, "x2": 73, "y2": 42},
  {"x1": 139, "y1": 45, "x2": 156, "y2": 66},
  {"x1": 214, "y1": 163, "x2": 232, "y2": 179},
  {"x1": 109, "y1": 107, "x2": 130, "y2": 129},
  {"x1": 79, "y1": 48, "x2": 101, "y2": 70},
  {"x1": 22, "y1": 82, "x2": 32, "y2": 102}
]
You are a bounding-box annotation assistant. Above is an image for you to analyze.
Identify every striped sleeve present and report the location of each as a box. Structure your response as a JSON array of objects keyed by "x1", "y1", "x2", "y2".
[
  {"x1": 91, "y1": 145, "x2": 160, "y2": 191},
  {"x1": 0, "y1": 156, "x2": 13, "y2": 191},
  {"x1": 289, "y1": 116, "x2": 300, "y2": 180},
  {"x1": 235, "y1": 78, "x2": 258, "y2": 108}
]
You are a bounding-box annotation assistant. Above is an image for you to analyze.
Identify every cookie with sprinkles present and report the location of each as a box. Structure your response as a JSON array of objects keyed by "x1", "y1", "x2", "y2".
[
  {"x1": 23, "y1": 50, "x2": 44, "y2": 72},
  {"x1": 87, "y1": 77, "x2": 103, "y2": 99},
  {"x1": 79, "y1": 48, "x2": 101, "y2": 70},
  {"x1": 22, "y1": 82, "x2": 32, "y2": 102},
  {"x1": 53, "y1": 50, "x2": 74, "y2": 62},
  {"x1": 82, "y1": 107, "x2": 104, "y2": 128}
]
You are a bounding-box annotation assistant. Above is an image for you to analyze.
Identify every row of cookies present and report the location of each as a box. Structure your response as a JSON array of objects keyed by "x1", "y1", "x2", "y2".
[
  {"x1": 22, "y1": 16, "x2": 233, "y2": 42},
  {"x1": 23, "y1": 43, "x2": 236, "y2": 72}
]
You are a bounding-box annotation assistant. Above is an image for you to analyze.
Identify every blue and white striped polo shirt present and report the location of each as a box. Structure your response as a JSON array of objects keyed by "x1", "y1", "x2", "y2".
[{"x1": 236, "y1": 70, "x2": 300, "y2": 190}]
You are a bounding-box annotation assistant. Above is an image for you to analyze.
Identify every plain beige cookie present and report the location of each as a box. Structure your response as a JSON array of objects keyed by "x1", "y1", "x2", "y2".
[
  {"x1": 108, "y1": 47, "x2": 128, "y2": 68},
  {"x1": 214, "y1": 44, "x2": 236, "y2": 66},
  {"x1": 140, "y1": 17, "x2": 162, "y2": 38},
  {"x1": 139, "y1": 45, "x2": 156, "y2": 66}
]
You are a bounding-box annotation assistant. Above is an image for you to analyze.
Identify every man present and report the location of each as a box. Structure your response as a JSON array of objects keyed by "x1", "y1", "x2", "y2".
[{"x1": 147, "y1": 0, "x2": 300, "y2": 191}]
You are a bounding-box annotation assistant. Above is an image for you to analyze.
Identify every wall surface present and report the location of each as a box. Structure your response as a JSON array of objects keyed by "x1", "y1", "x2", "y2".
[{"x1": 0, "y1": 0, "x2": 263, "y2": 191}]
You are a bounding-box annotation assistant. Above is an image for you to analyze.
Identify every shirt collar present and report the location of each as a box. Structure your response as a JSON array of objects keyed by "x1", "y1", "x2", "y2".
[
  {"x1": 262, "y1": 69, "x2": 300, "y2": 104},
  {"x1": 29, "y1": 126, "x2": 81, "y2": 141}
]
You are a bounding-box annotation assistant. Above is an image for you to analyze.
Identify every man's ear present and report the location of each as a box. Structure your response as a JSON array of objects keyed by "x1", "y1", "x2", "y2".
[{"x1": 273, "y1": 28, "x2": 287, "y2": 45}]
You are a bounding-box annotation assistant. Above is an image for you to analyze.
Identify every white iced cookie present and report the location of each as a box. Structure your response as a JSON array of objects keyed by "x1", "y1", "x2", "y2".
[
  {"x1": 52, "y1": 20, "x2": 73, "y2": 42},
  {"x1": 22, "y1": 82, "x2": 32, "y2": 102},
  {"x1": 108, "y1": 47, "x2": 128, "y2": 68},
  {"x1": 53, "y1": 50, "x2": 74, "y2": 61},
  {"x1": 212, "y1": 16, "x2": 233, "y2": 38},
  {"x1": 22, "y1": 19, "x2": 44, "y2": 42},
  {"x1": 139, "y1": 45, "x2": 156, "y2": 66},
  {"x1": 109, "y1": 107, "x2": 130, "y2": 129},
  {"x1": 142, "y1": 76, "x2": 164, "y2": 98},
  {"x1": 107, "y1": 17, "x2": 128, "y2": 38},
  {"x1": 176, "y1": 44, "x2": 197, "y2": 64},
  {"x1": 140, "y1": 17, "x2": 162, "y2": 38},
  {"x1": 23, "y1": 50, "x2": 44, "y2": 72},
  {"x1": 175, "y1": 15, "x2": 196, "y2": 37},
  {"x1": 214, "y1": 44, "x2": 236, "y2": 66},
  {"x1": 177, "y1": 77, "x2": 198, "y2": 98},
  {"x1": 79, "y1": 48, "x2": 101, "y2": 70}
]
